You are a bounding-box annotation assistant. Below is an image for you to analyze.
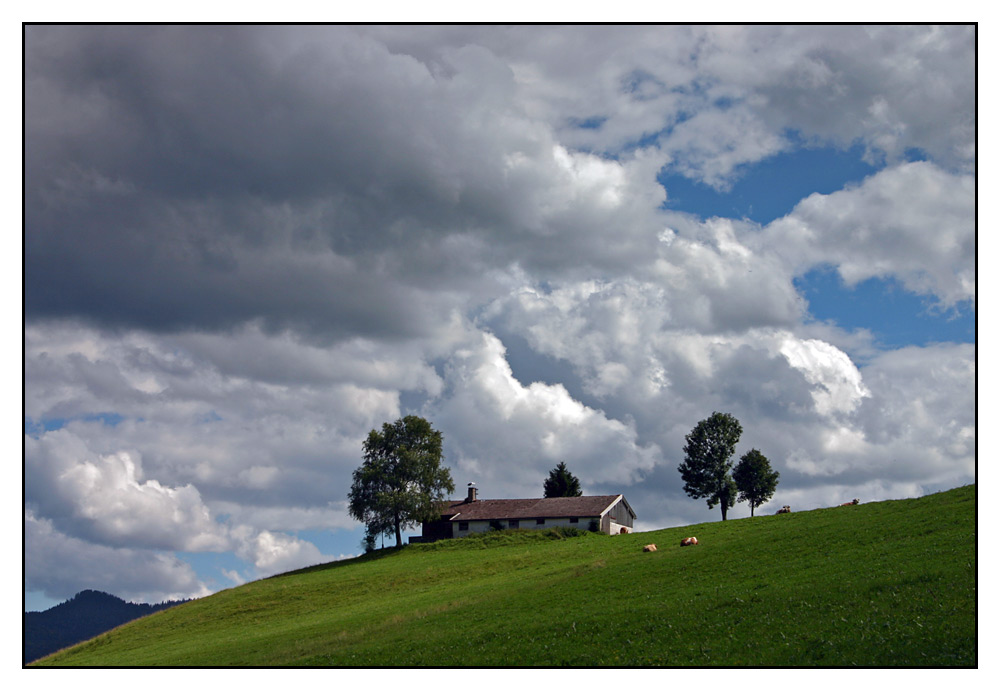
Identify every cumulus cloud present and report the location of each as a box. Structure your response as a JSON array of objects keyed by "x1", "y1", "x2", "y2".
[
  {"x1": 430, "y1": 331, "x2": 659, "y2": 497},
  {"x1": 854, "y1": 344, "x2": 976, "y2": 483},
  {"x1": 25, "y1": 431, "x2": 230, "y2": 552},
  {"x1": 25, "y1": 509, "x2": 212, "y2": 604},
  {"x1": 23, "y1": 25, "x2": 974, "y2": 601},
  {"x1": 23, "y1": 424, "x2": 342, "y2": 599},
  {"x1": 779, "y1": 337, "x2": 869, "y2": 417},
  {"x1": 484, "y1": 266, "x2": 972, "y2": 527},
  {"x1": 24, "y1": 321, "x2": 402, "y2": 507},
  {"x1": 233, "y1": 527, "x2": 332, "y2": 576},
  {"x1": 763, "y1": 161, "x2": 975, "y2": 306},
  {"x1": 700, "y1": 25, "x2": 975, "y2": 170},
  {"x1": 387, "y1": 25, "x2": 973, "y2": 178}
]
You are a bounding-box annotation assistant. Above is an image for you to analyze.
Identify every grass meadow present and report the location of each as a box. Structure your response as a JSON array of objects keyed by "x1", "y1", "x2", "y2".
[{"x1": 33, "y1": 484, "x2": 975, "y2": 667}]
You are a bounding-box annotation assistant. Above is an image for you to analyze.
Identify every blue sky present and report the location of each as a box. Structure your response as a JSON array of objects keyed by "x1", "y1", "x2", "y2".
[
  {"x1": 659, "y1": 140, "x2": 880, "y2": 224},
  {"x1": 24, "y1": 25, "x2": 975, "y2": 612},
  {"x1": 659, "y1": 141, "x2": 975, "y2": 350},
  {"x1": 795, "y1": 270, "x2": 975, "y2": 349}
]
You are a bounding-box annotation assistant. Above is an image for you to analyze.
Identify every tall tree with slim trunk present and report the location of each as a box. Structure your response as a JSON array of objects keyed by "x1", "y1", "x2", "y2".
[
  {"x1": 678, "y1": 412, "x2": 743, "y2": 521},
  {"x1": 348, "y1": 416, "x2": 454, "y2": 547},
  {"x1": 543, "y1": 461, "x2": 583, "y2": 498},
  {"x1": 733, "y1": 448, "x2": 780, "y2": 517}
]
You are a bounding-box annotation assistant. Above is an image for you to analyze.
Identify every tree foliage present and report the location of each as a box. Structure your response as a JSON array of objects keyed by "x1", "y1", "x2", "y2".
[
  {"x1": 543, "y1": 461, "x2": 583, "y2": 498},
  {"x1": 732, "y1": 448, "x2": 780, "y2": 517},
  {"x1": 347, "y1": 416, "x2": 455, "y2": 547},
  {"x1": 678, "y1": 412, "x2": 743, "y2": 520}
]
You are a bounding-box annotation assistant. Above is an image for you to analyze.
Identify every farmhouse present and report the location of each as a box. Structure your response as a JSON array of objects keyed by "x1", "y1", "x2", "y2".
[{"x1": 411, "y1": 484, "x2": 637, "y2": 543}]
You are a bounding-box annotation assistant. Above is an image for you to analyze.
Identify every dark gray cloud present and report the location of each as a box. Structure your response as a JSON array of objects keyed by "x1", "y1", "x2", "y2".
[{"x1": 26, "y1": 25, "x2": 667, "y2": 342}]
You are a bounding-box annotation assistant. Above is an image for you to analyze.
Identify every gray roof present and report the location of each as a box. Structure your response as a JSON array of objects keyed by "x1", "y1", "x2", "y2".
[{"x1": 439, "y1": 495, "x2": 633, "y2": 521}]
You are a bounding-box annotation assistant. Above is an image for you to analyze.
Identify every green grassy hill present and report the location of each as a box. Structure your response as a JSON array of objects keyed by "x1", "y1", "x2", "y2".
[{"x1": 33, "y1": 485, "x2": 976, "y2": 667}]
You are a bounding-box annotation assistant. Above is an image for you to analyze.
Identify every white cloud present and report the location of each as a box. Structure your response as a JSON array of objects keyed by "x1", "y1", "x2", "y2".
[
  {"x1": 24, "y1": 423, "x2": 344, "y2": 594},
  {"x1": 415, "y1": 25, "x2": 973, "y2": 181},
  {"x1": 660, "y1": 104, "x2": 790, "y2": 190},
  {"x1": 855, "y1": 344, "x2": 976, "y2": 482},
  {"x1": 171, "y1": 323, "x2": 444, "y2": 394},
  {"x1": 25, "y1": 431, "x2": 230, "y2": 552},
  {"x1": 484, "y1": 263, "x2": 972, "y2": 525},
  {"x1": 779, "y1": 337, "x2": 869, "y2": 417},
  {"x1": 430, "y1": 330, "x2": 659, "y2": 496},
  {"x1": 24, "y1": 321, "x2": 403, "y2": 509},
  {"x1": 763, "y1": 161, "x2": 975, "y2": 306},
  {"x1": 210, "y1": 502, "x2": 357, "y2": 534},
  {"x1": 25, "y1": 509, "x2": 212, "y2": 604},
  {"x1": 232, "y1": 528, "x2": 332, "y2": 576}
]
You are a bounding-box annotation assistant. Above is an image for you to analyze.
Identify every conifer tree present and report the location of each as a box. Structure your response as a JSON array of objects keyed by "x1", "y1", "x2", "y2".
[{"x1": 543, "y1": 461, "x2": 583, "y2": 497}]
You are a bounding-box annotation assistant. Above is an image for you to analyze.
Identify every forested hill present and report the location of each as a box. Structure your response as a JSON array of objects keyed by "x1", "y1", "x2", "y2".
[{"x1": 24, "y1": 589, "x2": 187, "y2": 664}]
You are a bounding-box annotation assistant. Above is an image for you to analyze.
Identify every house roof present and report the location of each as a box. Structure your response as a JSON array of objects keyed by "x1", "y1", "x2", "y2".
[{"x1": 439, "y1": 495, "x2": 633, "y2": 522}]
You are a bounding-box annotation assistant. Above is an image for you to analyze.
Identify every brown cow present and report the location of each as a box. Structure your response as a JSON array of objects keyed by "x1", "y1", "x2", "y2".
[
  {"x1": 680, "y1": 537, "x2": 698, "y2": 547},
  {"x1": 840, "y1": 498, "x2": 859, "y2": 506},
  {"x1": 643, "y1": 544, "x2": 657, "y2": 552},
  {"x1": 776, "y1": 505, "x2": 791, "y2": 514}
]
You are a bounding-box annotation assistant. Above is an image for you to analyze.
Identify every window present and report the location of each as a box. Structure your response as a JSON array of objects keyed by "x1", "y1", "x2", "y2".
[
  {"x1": 536, "y1": 518, "x2": 545, "y2": 525},
  {"x1": 458, "y1": 521, "x2": 469, "y2": 531},
  {"x1": 569, "y1": 517, "x2": 579, "y2": 524},
  {"x1": 509, "y1": 519, "x2": 519, "y2": 529}
]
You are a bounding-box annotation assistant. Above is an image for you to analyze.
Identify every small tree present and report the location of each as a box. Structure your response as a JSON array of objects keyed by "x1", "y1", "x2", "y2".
[
  {"x1": 543, "y1": 461, "x2": 583, "y2": 498},
  {"x1": 360, "y1": 532, "x2": 377, "y2": 554},
  {"x1": 733, "y1": 448, "x2": 779, "y2": 517},
  {"x1": 678, "y1": 412, "x2": 743, "y2": 521},
  {"x1": 348, "y1": 415, "x2": 455, "y2": 547}
]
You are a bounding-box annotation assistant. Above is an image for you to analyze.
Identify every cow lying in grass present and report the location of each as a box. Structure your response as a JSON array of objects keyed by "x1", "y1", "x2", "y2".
[
  {"x1": 643, "y1": 544, "x2": 657, "y2": 552},
  {"x1": 776, "y1": 505, "x2": 791, "y2": 514},
  {"x1": 680, "y1": 537, "x2": 698, "y2": 547},
  {"x1": 840, "y1": 499, "x2": 860, "y2": 506}
]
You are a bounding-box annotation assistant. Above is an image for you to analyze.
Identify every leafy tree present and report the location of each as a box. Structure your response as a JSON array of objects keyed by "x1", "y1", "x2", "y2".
[
  {"x1": 348, "y1": 415, "x2": 455, "y2": 547},
  {"x1": 543, "y1": 461, "x2": 583, "y2": 498},
  {"x1": 678, "y1": 412, "x2": 743, "y2": 520},
  {"x1": 360, "y1": 532, "x2": 377, "y2": 554},
  {"x1": 733, "y1": 448, "x2": 780, "y2": 517}
]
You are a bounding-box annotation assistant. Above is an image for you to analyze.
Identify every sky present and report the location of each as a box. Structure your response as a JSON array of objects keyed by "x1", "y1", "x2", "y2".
[{"x1": 23, "y1": 24, "x2": 977, "y2": 611}]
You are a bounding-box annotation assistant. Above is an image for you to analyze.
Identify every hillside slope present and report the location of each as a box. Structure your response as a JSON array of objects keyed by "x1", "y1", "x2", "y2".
[{"x1": 33, "y1": 485, "x2": 976, "y2": 667}]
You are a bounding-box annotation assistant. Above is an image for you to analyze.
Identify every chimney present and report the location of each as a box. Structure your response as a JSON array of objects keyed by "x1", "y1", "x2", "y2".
[{"x1": 467, "y1": 482, "x2": 478, "y2": 502}]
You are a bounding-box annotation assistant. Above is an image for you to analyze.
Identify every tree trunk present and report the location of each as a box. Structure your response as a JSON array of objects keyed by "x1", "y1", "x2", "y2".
[
  {"x1": 721, "y1": 504, "x2": 728, "y2": 521},
  {"x1": 394, "y1": 515, "x2": 402, "y2": 547}
]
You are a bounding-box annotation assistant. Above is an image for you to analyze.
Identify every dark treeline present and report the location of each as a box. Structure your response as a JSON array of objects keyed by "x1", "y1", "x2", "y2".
[{"x1": 24, "y1": 589, "x2": 188, "y2": 664}]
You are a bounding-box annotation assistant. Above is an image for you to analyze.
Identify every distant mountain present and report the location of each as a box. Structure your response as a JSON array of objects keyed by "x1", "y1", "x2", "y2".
[{"x1": 24, "y1": 589, "x2": 187, "y2": 664}]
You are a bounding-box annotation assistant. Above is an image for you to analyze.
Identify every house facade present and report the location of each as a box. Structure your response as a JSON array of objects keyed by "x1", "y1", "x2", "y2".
[{"x1": 412, "y1": 484, "x2": 637, "y2": 543}]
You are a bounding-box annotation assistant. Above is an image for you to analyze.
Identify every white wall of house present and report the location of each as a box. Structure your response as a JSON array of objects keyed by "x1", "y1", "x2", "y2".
[
  {"x1": 452, "y1": 516, "x2": 604, "y2": 537},
  {"x1": 609, "y1": 520, "x2": 631, "y2": 535}
]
